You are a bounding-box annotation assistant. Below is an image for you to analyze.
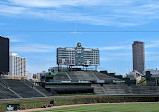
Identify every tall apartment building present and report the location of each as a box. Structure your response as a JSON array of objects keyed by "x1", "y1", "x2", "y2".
[
  {"x1": 9, "y1": 53, "x2": 26, "y2": 76},
  {"x1": 132, "y1": 41, "x2": 145, "y2": 74}
]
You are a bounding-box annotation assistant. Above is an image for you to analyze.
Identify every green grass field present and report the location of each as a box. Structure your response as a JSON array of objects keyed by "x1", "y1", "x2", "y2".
[{"x1": 32, "y1": 103, "x2": 159, "y2": 112}]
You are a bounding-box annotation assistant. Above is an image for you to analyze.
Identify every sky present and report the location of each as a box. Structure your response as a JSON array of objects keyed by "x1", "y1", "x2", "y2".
[{"x1": 1, "y1": 0, "x2": 159, "y2": 75}]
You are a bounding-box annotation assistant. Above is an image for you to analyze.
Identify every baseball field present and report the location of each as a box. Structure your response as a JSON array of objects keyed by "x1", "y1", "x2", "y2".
[{"x1": 31, "y1": 103, "x2": 159, "y2": 112}]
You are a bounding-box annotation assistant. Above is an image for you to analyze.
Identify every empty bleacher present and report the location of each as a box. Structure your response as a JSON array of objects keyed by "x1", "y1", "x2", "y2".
[
  {"x1": 53, "y1": 72, "x2": 70, "y2": 81},
  {"x1": 103, "y1": 85, "x2": 133, "y2": 95},
  {"x1": 70, "y1": 71, "x2": 98, "y2": 81},
  {"x1": 3, "y1": 79, "x2": 44, "y2": 98},
  {"x1": 22, "y1": 79, "x2": 53, "y2": 96},
  {"x1": 54, "y1": 71, "x2": 117, "y2": 81},
  {"x1": 66, "y1": 71, "x2": 78, "y2": 80},
  {"x1": 35, "y1": 86, "x2": 53, "y2": 96},
  {"x1": 0, "y1": 79, "x2": 54, "y2": 99},
  {"x1": 131, "y1": 86, "x2": 159, "y2": 95},
  {"x1": 0, "y1": 84, "x2": 19, "y2": 99},
  {"x1": 92, "y1": 84, "x2": 159, "y2": 95},
  {"x1": 93, "y1": 71, "x2": 118, "y2": 80}
]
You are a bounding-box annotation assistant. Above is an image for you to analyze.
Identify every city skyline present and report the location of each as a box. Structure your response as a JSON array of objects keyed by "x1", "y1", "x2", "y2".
[{"x1": 1, "y1": 0, "x2": 159, "y2": 75}]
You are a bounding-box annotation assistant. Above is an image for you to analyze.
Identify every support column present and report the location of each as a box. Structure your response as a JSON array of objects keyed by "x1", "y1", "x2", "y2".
[{"x1": 95, "y1": 66, "x2": 97, "y2": 71}]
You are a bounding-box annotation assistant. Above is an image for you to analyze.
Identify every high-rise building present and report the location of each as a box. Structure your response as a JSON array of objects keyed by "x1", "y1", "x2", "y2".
[
  {"x1": 57, "y1": 42, "x2": 99, "y2": 68},
  {"x1": 9, "y1": 53, "x2": 26, "y2": 76},
  {"x1": 132, "y1": 41, "x2": 145, "y2": 74},
  {"x1": 0, "y1": 36, "x2": 9, "y2": 74}
]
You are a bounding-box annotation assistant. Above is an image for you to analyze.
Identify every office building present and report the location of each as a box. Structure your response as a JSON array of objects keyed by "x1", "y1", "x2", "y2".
[
  {"x1": 57, "y1": 42, "x2": 99, "y2": 68},
  {"x1": 26, "y1": 71, "x2": 32, "y2": 79},
  {"x1": 0, "y1": 36, "x2": 9, "y2": 74},
  {"x1": 9, "y1": 53, "x2": 26, "y2": 76},
  {"x1": 132, "y1": 41, "x2": 145, "y2": 74}
]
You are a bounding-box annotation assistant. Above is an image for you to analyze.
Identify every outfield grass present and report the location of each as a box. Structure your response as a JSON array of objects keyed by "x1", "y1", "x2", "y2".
[{"x1": 32, "y1": 103, "x2": 159, "y2": 112}]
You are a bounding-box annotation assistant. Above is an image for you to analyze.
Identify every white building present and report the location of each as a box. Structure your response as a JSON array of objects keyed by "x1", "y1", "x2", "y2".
[
  {"x1": 9, "y1": 53, "x2": 26, "y2": 76},
  {"x1": 26, "y1": 71, "x2": 32, "y2": 79}
]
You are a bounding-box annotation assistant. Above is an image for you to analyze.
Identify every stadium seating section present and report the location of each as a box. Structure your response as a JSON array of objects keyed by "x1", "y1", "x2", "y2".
[
  {"x1": 0, "y1": 79, "x2": 53, "y2": 99},
  {"x1": 0, "y1": 71, "x2": 159, "y2": 99},
  {"x1": 53, "y1": 71, "x2": 118, "y2": 81},
  {"x1": 92, "y1": 84, "x2": 159, "y2": 95}
]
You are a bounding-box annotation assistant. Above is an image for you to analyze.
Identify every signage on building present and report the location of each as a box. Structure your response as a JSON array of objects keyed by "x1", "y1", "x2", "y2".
[{"x1": 7, "y1": 104, "x2": 20, "y2": 111}]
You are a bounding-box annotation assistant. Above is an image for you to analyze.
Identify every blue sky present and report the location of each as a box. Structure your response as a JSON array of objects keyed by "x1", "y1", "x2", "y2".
[{"x1": 1, "y1": 0, "x2": 159, "y2": 75}]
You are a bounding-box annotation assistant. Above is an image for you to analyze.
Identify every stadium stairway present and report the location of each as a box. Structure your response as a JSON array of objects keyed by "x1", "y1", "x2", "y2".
[
  {"x1": 65, "y1": 71, "x2": 99, "y2": 81},
  {"x1": 21, "y1": 79, "x2": 53, "y2": 97},
  {"x1": 0, "y1": 80, "x2": 21, "y2": 99},
  {"x1": 103, "y1": 85, "x2": 133, "y2": 95},
  {"x1": 87, "y1": 71, "x2": 100, "y2": 80},
  {"x1": 93, "y1": 71, "x2": 119, "y2": 80},
  {"x1": 53, "y1": 72, "x2": 70, "y2": 81},
  {"x1": 65, "y1": 71, "x2": 78, "y2": 80},
  {"x1": 65, "y1": 72, "x2": 72, "y2": 80},
  {"x1": 35, "y1": 86, "x2": 54, "y2": 96},
  {"x1": 91, "y1": 84, "x2": 106, "y2": 95}
]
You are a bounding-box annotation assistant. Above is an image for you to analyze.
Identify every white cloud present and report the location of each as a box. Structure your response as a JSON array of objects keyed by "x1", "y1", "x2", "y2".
[
  {"x1": 100, "y1": 57, "x2": 131, "y2": 61},
  {"x1": 146, "y1": 40, "x2": 159, "y2": 48},
  {"x1": 150, "y1": 40, "x2": 159, "y2": 43},
  {"x1": 104, "y1": 53, "x2": 131, "y2": 56},
  {"x1": 10, "y1": 39, "x2": 21, "y2": 43},
  {"x1": 8, "y1": 0, "x2": 102, "y2": 8},
  {"x1": 147, "y1": 56, "x2": 159, "y2": 61},
  {"x1": 146, "y1": 52, "x2": 159, "y2": 55},
  {"x1": 0, "y1": 4, "x2": 139, "y2": 26},
  {"x1": 0, "y1": 0, "x2": 159, "y2": 26},
  {"x1": 0, "y1": 4, "x2": 27, "y2": 14},
  {"x1": 11, "y1": 43, "x2": 56, "y2": 53},
  {"x1": 99, "y1": 46, "x2": 131, "y2": 50},
  {"x1": 8, "y1": 0, "x2": 148, "y2": 8}
]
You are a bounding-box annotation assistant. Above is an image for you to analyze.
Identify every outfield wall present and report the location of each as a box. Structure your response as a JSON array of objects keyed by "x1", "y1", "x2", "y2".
[{"x1": 0, "y1": 95, "x2": 159, "y2": 111}]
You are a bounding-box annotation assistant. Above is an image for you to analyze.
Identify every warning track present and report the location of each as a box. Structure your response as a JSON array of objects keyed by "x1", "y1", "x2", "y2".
[{"x1": 10, "y1": 102, "x2": 159, "y2": 112}]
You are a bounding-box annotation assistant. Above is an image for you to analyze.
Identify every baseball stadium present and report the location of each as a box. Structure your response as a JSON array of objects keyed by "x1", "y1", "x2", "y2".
[{"x1": 0, "y1": 39, "x2": 159, "y2": 111}]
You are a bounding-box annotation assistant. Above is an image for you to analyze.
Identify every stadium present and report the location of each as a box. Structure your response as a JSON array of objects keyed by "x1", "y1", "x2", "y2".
[{"x1": 0, "y1": 40, "x2": 159, "y2": 112}]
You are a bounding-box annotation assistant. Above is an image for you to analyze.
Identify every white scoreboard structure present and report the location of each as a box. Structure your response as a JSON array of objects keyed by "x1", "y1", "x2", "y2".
[{"x1": 57, "y1": 42, "x2": 99, "y2": 69}]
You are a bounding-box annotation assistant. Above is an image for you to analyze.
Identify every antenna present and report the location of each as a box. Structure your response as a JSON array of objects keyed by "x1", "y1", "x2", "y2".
[
  {"x1": 75, "y1": 24, "x2": 77, "y2": 45},
  {"x1": 50, "y1": 55, "x2": 52, "y2": 68},
  {"x1": 128, "y1": 61, "x2": 130, "y2": 73}
]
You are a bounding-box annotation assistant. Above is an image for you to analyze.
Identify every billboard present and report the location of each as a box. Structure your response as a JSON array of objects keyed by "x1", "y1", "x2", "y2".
[{"x1": 0, "y1": 36, "x2": 9, "y2": 73}]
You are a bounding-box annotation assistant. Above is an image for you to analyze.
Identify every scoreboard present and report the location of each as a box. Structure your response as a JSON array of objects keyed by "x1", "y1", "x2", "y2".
[{"x1": 57, "y1": 42, "x2": 99, "y2": 67}]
